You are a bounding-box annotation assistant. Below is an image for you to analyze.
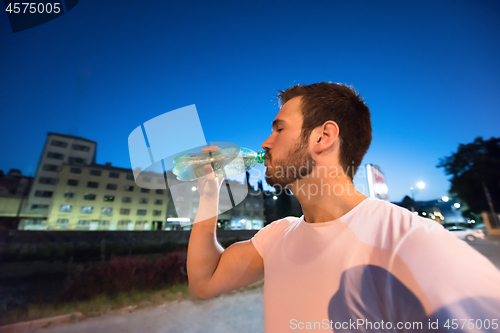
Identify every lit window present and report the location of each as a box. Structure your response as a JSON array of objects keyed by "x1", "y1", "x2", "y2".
[
  {"x1": 81, "y1": 206, "x2": 93, "y2": 214},
  {"x1": 101, "y1": 207, "x2": 113, "y2": 216},
  {"x1": 59, "y1": 205, "x2": 72, "y2": 212}
]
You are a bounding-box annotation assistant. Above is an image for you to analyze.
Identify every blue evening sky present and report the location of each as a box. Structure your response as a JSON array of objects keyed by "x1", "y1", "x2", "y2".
[{"x1": 1, "y1": 0, "x2": 499, "y2": 202}]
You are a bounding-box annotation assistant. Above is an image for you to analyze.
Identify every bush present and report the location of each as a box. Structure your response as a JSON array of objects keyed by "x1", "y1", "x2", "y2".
[{"x1": 56, "y1": 251, "x2": 187, "y2": 302}]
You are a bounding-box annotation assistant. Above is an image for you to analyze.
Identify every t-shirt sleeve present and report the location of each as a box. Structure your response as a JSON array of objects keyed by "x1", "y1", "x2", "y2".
[
  {"x1": 393, "y1": 218, "x2": 500, "y2": 328},
  {"x1": 251, "y1": 218, "x2": 289, "y2": 259}
]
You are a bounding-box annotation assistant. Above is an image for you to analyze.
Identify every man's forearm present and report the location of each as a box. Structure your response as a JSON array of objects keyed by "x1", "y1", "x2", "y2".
[{"x1": 187, "y1": 196, "x2": 224, "y2": 297}]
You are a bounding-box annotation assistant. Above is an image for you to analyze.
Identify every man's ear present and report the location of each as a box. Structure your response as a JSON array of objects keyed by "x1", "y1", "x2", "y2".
[{"x1": 312, "y1": 121, "x2": 339, "y2": 154}]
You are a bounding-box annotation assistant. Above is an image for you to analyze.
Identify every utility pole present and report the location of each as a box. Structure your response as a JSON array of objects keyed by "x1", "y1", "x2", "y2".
[{"x1": 482, "y1": 181, "x2": 499, "y2": 228}]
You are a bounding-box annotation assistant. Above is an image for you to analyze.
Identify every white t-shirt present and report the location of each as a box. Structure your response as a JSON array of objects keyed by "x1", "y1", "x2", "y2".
[{"x1": 251, "y1": 197, "x2": 500, "y2": 332}]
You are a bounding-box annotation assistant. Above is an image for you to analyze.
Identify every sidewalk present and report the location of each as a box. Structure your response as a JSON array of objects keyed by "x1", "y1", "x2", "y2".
[{"x1": 31, "y1": 286, "x2": 264, "y2": 333}]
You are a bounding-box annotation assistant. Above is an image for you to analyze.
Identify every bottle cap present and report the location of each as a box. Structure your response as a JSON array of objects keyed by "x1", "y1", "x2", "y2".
[{"x1": 257, "y1": 151, "x2": 265, "y2": 164}]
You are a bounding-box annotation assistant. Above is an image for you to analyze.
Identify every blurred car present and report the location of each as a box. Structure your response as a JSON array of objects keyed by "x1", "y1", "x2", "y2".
[
  {"x1": 472, "y1": 223, "x2": 488, "y2": 235},
  {"x1": 445, "y1": 226, "x2": 484, "y2": 241}
]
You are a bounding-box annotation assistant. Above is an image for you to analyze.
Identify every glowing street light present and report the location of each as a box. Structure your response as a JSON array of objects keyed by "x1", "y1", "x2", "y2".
[
  {"x1": 273, "y1": 195, "x2": 278, "y2": 200},
  {"x1": 410, "y1": 181, "x2": 425, "y2": 201},
  {"x1": 454, "y1": 203, "x2": 461, "y2": 209},
  {"x1": 442, "y1": 196, "x2": 449, "y2": 202}
]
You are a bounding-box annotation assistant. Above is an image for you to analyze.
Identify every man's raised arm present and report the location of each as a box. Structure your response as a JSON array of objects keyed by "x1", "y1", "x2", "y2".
[{"x1": 186, "y1": 152, "x2": 264, "y2": 300}]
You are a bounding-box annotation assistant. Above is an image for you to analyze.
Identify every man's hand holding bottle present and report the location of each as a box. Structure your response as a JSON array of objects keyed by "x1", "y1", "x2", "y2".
[{"x1": 196, "y1": 146, "x2": 225, "y2": 199}]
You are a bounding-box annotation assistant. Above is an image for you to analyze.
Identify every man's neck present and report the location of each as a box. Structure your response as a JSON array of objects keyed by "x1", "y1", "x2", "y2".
[{"x1": 288, "y1": 174, "x2": 367, "y2": 223}]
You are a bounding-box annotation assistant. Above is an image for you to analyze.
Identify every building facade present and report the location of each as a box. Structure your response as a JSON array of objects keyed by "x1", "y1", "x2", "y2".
[
  {"x1": 20, "y1": 133, "x2": 97, "y2": 228},
  {"x1": 19, "y1": 163, "x2": 169, "y2": 231}
]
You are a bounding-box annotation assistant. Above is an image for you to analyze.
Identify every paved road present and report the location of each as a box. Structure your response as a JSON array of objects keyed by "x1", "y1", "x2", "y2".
[
  {"x1": 33, "y1": 287, "x2": 264, "y2": 333},
  {"x1": 32, "y1": 237, "x2": 500, "y2": 333},
  {"x1": 468, "y1": 236, "x2": 500, "y2": 269}
]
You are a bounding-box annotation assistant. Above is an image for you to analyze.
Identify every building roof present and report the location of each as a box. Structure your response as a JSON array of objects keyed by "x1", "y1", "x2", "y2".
[{"x1": 47, "y1": 132, "x2": 97, "y2": 145}]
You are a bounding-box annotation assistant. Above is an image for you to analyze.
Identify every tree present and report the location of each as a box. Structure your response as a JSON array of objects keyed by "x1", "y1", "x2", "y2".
[
  {"x1": 400, "y1": 195, "x2": 422, "y2": 211},
  {"x1": 437, "y1": 137, "x2": 500, "y2": 218}
]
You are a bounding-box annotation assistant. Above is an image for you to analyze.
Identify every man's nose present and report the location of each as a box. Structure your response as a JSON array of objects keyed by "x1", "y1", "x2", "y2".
[{"x1": 262, "y1": 134, "x2": 272, "y2": 151}]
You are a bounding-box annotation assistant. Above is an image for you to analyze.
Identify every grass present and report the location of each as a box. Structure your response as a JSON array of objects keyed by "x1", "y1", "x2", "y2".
[{"x1": 1, "y1": 280, "x2": 265, "y2": 327}]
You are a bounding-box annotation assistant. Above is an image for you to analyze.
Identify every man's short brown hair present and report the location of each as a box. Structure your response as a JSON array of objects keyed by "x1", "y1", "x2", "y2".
[{"x1": 277, "y1": 82, "x2": 372, "y2": 181}]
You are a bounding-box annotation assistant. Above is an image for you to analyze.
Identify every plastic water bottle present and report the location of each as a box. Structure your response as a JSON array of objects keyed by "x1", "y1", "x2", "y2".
[{"x1": 172, "y1": 147, "x2": 265, "y2": 181}]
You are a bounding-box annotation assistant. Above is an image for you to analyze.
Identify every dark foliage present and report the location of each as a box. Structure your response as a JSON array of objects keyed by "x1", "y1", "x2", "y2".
[
  {"x1": 437, "y1": 137, "x2": 500, "y2": 215},
  {"x1": 55, "y1": 251, "x2": 187, "y2": 302}
]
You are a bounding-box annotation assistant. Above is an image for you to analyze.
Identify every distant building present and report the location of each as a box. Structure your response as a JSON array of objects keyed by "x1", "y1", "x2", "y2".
[
  {"x1": 20, "y1": 133, "x2": 97, "y2": 228},
  {"x1": 0, "y1": 169, "x2": 33, "y2": 230},
  {"x1": 393, "y1": 197, "x2": 465, "y2": 223},
  {"x1": 19, "y1": 163, "x2": 169, "y2": 231},
  {"x1": 262, "y1": 184, "x2": 302, "y2": 226},
  {"x1": 366, "y1": 164, "x2": 390, "y2": 201},
  {"x1": 418, "y1": 199, "x2": 466, "y2": 223}
]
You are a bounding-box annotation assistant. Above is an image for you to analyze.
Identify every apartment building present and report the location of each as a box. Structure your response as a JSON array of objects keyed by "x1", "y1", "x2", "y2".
[
  {"x1": 20, "y1": 133, "x2": 97, "y2": 228},
  {"x1": 41, "y1": 163, "x2": 168, "y2": 231}
]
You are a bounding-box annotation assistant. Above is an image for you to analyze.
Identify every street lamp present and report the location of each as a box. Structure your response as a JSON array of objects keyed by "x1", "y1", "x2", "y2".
[
  {"x1": 409, "y1": 181, "x2": 426, "y2": 212},
  {"x1": 410, "y1": 181, "x2": 425, "y2": 200},
  {"x1": 442, "y1": 196, "x2": 449, "y2": 202}
]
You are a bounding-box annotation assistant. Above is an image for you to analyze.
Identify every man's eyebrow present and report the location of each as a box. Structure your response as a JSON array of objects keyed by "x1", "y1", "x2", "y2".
[{"x1": 272, "y1": 119, "x2": 285, "y2": 129}]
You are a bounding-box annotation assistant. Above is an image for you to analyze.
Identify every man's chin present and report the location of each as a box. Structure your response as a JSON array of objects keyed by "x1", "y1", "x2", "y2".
[{"x1": 265, "y1": 172, "x2": 293, "y2": 188}]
